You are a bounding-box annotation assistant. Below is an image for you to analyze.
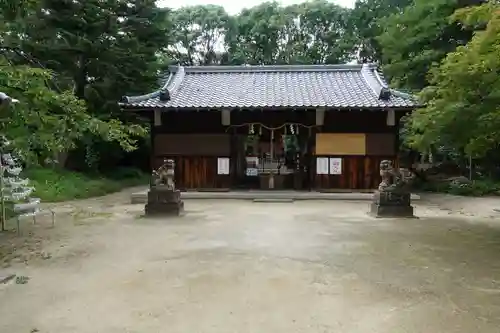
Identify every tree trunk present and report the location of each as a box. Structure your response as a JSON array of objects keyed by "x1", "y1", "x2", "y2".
[{"x1": 56, "y1": 151, "x2": 69, "y2": 168}]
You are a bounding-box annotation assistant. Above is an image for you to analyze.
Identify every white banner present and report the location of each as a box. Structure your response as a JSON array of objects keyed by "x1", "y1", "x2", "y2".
[{"x1": 316, "y1": 157, "x2": 329, "y2": 175}]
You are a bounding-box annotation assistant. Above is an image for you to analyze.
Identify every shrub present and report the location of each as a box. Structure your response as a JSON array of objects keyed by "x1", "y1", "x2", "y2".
[
  {"x1": 104, "y1": 166, "x2": 146, "y2": 180},
  {"x1": 447, "y1": 179, "x2": 500, "y2": 196},
  {"x1": 415, "y1": 178, "x2": 500, "y2": 196},
  {"x1": 25, "y1": 167, "x2": 148, "y2": 202}
]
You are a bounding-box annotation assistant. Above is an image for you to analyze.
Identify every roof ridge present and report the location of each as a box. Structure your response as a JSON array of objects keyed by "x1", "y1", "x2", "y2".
[
  {"x1": 168, "y1": 63, "x2": 365, "y2": 73},
  {"x1": 372, "y1": 68, "x2": 389, "y2": 89},
  {"x1": 360, "y1": 64, "x2": 391, "y2": 100},
  {"x1": 166, "y1": 65, "x2": 184, "y2": 97}
]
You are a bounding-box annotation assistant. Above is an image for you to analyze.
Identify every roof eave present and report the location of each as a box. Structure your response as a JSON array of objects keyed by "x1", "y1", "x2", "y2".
[
  {"x1": 120, "y1": 104, "x2": 418, "y2": 111},
  {"x1": 120, "y1": 66, "x2": 186, "y2": 106},
  {"x1": 390, "y1": 88, "x2": 418, "y2": 100},
  {"x1": 359, "y1": 64, "x2": 422, "y2": 107}
]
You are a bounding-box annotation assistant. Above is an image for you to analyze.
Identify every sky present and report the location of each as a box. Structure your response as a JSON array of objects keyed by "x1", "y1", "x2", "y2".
[{"x1": 158, "y1": 0, "x2": 355, "y2": 15}]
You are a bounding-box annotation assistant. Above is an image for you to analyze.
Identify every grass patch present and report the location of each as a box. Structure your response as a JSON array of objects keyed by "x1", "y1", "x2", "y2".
[{"x1": 25, "y1": 167, "x2": 148, "y2": 202}]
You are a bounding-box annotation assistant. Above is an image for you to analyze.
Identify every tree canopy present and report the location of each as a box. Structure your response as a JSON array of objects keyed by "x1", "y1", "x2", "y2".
[{"x1": 405, "y1": 1, "x2": 500, "y2": 158}]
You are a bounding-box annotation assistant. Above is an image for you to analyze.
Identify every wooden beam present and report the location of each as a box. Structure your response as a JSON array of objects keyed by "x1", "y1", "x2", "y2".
[
  {"x1": 315, "y1": 108, "x2": 325, "y2": 126},
  {"x1": 386, "y1": 109, "x2": 395, "y2": 126},
  {"x1": 221, "y1": 108, "x2": 231, "y2": 126},
  {"x1": 154, "y1": 109, "x2": 162, "y2": 126}
]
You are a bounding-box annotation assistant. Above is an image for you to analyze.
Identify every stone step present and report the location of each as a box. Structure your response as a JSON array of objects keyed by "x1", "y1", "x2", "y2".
[
  {"x1": 130, "y1": 189, "x2": 420, "y2": 204},
  {"x1": 252, "y1": 198, "x2": 295, "y2": 203}
]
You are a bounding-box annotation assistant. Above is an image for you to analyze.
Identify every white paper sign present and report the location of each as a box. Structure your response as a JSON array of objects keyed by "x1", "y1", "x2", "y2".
[
  {"x1": 316, "y1": 157, "x2": 329, "y2": 175},
  {"x1": 329, "y1": 158, "x2": 342, "y2": 175},
  {"x1": 217, "y1": 158, "x2": 230, "y2": 175},
  {"x1": 246, "y1": 168, "x2": 258, "y2": 176}
]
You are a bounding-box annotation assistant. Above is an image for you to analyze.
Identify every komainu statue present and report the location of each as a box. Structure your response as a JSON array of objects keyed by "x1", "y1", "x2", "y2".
[
  {"x1": 146, "y1": 158, "x2": 183, "y2": 216},
  {"x1": 378, "y1": 160, "x2": 404, "y2": 192},
  {"x1": 370, "y1": 160, "x2": 414, "y2": 218},
  {"x1": 151, "y1": 158, "x2": 175, "y2": 190}
]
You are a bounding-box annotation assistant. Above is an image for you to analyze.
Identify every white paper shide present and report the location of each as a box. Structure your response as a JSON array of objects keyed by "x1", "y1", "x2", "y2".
[{"x1": 217, "y1": 157, "x2": 230, "y2": 175}]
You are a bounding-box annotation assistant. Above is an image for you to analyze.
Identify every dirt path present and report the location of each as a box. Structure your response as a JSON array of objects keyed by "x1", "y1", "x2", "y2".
[
  {"x1": 417, "y1": 192, "x2": 500, "y2": 219},
  {"x1": 0, "y1": 189, "x2": 500, "y2": 333},
  {"x1": 0, "y1": 186, "x2": 144, "y2": 267},
  {"x1": 1, "y1": 188, "x2": 500, "y2": 269}
]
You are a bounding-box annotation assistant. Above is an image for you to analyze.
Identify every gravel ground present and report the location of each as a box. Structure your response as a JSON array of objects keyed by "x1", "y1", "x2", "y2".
[{"x1": 1, "y1": 189, "x2": 500, "y2": 333}]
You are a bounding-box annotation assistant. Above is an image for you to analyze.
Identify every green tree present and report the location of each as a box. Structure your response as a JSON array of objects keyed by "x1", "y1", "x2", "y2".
[
  {"x1": 350, "y1": 0, "x2": 412, "y2": 63},
  {"x1": 288, "y1": 0, "x2": 354, "y2": 64},
  {"x1": 377, "y1": 0, "x2": 477, "y2": 90},
  {"x1": 0, "y1": 0, "x2": 171, "y2": 168},
  {"x1": 8, "y1": 1, "x2": 166, "y2": 152},
  {"x1": 226, "y1": 0, "x2": 353, "y2": 65},
  {"x1": 226, "y1": 1, "x2": 286, "y2": 65},
  {"x1": 0, "y1": 59, "x2": 106, "y2": 164},
  {"x1": 167, "y1": 5, "x2": 230, "y2": 65},
  {"x1": 24, "y1": 0, "x2": 167, "y2": 102},
  {"x1": 404, "y1": 1, "x2": 500, "y2": 158}
]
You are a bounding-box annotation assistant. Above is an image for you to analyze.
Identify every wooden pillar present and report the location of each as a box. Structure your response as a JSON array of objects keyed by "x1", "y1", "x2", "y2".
[
  {"x1": 310, "y1": 108, "x2": 324, "y2": 191},
  {"x1": 222, "y1": 108, "x2": 233, "y2": 188},
  {"x1": 308, "y1": 126, "x2": 317, "y2": 191},
  {"x1": 386, "y1": 109, "x2": 395, "y2": 126},
  {"x1": 150, "y1": 109, "x2": 162, "y2": 170},
  {"x1": 229, "y1": 127, "x2": 238, "y2": 189}
]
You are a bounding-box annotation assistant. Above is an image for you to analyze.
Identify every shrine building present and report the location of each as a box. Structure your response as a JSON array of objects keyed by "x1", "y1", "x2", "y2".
[{"x1": 120, "y1": 64, "x2": 418, "y2": 191}]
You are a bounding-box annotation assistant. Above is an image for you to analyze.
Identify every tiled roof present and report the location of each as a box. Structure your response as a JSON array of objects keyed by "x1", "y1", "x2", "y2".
[{"x1": 120, "y1": 64, "x2": 418, "y2": 109}]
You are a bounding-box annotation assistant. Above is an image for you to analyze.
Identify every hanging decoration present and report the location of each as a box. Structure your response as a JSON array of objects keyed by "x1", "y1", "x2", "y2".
[{"x1": 228, "y1": 122, "x2": 318, "y2": 134}]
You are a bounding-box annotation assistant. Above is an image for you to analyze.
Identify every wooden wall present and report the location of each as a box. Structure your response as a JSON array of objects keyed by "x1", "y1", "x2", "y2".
[
  {"x1": 153, "y1": 156, "x2": 230, "y2": 190},
  {"x1": 314, "y1": 156, "x2": 398, "y2": 190},
  {"x1": 313, "y1": 132, "x2": 397, "y2": 190},
  {"x1": 153, "y1": 133, "x2": 231, "y2": 190},
  {"x1": 154, "y1": 134, "x2": 230, "y2": 156}
]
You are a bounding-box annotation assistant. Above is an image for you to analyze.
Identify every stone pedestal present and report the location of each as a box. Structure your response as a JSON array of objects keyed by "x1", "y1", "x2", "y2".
[
  {"x1": 144, "y1": 186, "x2": 184, "y2": 216},
  {"x1": 370, "y1": 190, "x2": 414, "y2": 218}
]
